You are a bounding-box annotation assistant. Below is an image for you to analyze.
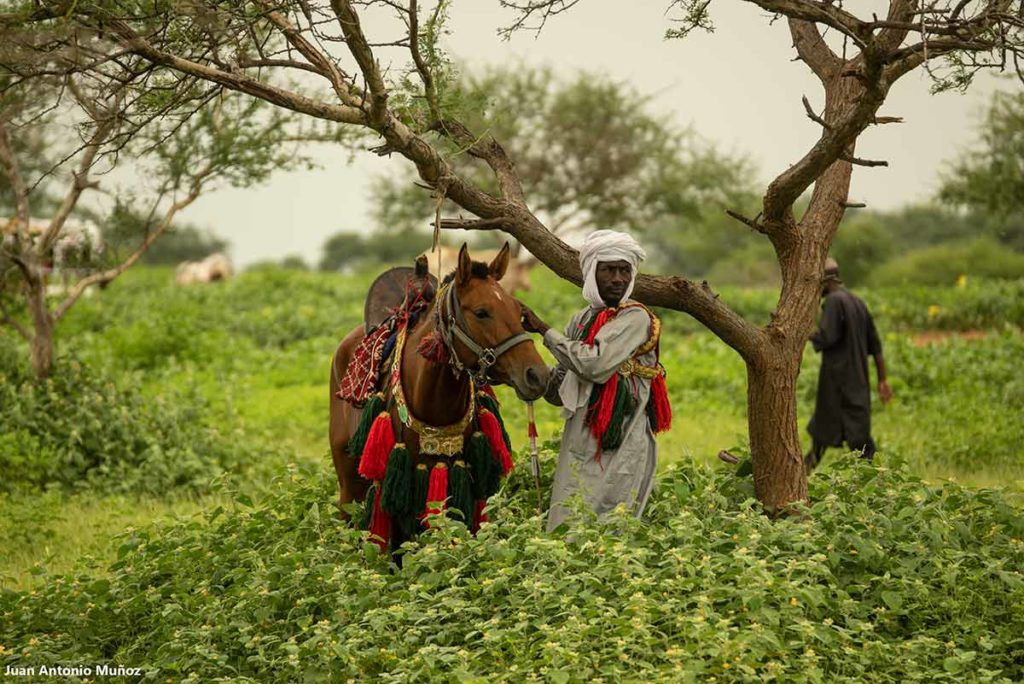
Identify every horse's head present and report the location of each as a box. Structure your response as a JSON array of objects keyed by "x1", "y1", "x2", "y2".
[{"x1": 448, "y1": 243, "x2": 549, "y2": 401}]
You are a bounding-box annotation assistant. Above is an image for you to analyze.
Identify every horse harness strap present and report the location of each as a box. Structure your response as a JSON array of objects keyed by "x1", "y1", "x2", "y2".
[
  {"x1": 389, "y1": 322, "x2": 476, "y2": 456},
  {"x1": 440, "y1": 281, "x2": 532, "y2": 384}
]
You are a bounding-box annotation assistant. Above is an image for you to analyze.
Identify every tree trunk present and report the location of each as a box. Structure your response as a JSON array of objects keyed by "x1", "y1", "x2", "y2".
[
  {"x1": 746, "y1": 346, "x2": 808, "y2": 513},
  {"x1": 26, "y1": 276, "x2": 54, "y2": 379}
]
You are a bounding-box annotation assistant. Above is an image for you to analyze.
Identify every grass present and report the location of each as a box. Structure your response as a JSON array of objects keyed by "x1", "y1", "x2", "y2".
[{"x1": 0, "y1": 493, "x2": 215, "y2": 588}]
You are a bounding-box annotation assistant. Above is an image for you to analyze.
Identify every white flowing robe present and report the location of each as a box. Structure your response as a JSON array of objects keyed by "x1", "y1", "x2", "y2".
[{"x1": 542, "y1": 303, "x2": 658, "y2": 532}]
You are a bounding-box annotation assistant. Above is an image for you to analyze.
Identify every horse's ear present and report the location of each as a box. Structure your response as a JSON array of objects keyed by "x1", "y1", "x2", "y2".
[
  {"x1": 489, "y1": 242, "x2": 511, "y2": 281},
  {"x1": 456, "y1": 243, "x2": 472, "y2": 286}
]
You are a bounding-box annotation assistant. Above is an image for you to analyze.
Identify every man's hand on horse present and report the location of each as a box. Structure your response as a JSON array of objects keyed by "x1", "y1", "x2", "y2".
[{"x1": 520, "y1": 304, "x2": 551, "y2": 335}]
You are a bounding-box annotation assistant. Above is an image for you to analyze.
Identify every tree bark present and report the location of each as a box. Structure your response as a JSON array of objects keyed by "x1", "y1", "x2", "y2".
[
  {"x1": 25, "y1": 274, "x2": 53, "y2": 379},
  {"x1": 746, "y1": 342, "x2": 807, "y2": 513}
]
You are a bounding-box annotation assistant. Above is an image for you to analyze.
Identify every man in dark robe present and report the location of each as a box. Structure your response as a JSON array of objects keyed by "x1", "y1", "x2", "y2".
[{"x1": 805, "y1": 258, "x2": 892, "y2": 471}]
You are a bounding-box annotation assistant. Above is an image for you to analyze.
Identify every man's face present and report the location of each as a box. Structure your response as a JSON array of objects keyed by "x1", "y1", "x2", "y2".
[{"x1": 595, "y1": 260, "x2": 632, "y2": 306}]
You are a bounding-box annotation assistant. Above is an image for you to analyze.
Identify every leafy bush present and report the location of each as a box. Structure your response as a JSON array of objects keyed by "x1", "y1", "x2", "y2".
[
  {"x1": 861, "y1": 279, "x2": 1024, "y2": 331},
  {"x1": 0, "y1": 349, "x2": 259, "y2": 496},
  {"x1": 870, "y1": 238, "x2": 1024, "y2": 286},
  {"x1": 2, "y1": 457, "x2": 1021, "y2": 682}
]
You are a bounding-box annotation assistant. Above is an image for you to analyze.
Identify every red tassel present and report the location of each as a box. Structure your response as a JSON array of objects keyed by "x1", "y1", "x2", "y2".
[
  {"x1": 368, "y1": 484, "x2": 391, "y2": 551},
  {"x1": 416, "y1": 330, "x2": 449, "y2": 364},
  {"x1": 479, "y1": 409, "x2": 513, "y2": 475},
  {"x1": 585, "y1": 308, "x2": 618, "y2": 344},
  {"x1": 528, "y1": 421, "x2": 538, "y2": 439},
  {"x1": 589, "y1": 372, "x2": 620, "y2": 440},
  {"x1": 479, "y1": 384, "x2": 498, "y2": 401},
  {"x1": 358, "y1": 412, "x2": 395, "y2": 481},
  {"x1": 423, "y1": 462, "x2": 449, "y2": 523},
  {"x1": 471, "y1": 500, "x2": 488, "y2": 534},
  {"x1": 651, "y1": 373, "x2": 673, "y2": 433}
]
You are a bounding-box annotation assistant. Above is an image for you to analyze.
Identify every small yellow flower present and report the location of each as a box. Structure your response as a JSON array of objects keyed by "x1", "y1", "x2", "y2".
[
  {"x1": 790, "y1": 597, "x2": 799, "y2": 607},
  {"x1": 956, "y1": 274, "x2": 968, "y2": 288},
  {"x1": 927, "y1": 304, "x2": 941, "y2": 319},
  {"x1": 29, "y1": 638, "x2": 39, "y2": 646}
]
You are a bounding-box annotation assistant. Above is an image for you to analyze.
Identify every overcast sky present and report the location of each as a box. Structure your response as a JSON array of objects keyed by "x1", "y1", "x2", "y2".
[{"x1": 175, "y1": 0, "x2": 1003, "y2": 268}]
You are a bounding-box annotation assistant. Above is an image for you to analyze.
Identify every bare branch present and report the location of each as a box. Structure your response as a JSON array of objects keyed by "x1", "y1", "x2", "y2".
[
  {"x1": 103, "y1": 18, "x2": 366, "y2": 125},
  {"x1": 790, "y1": 19, "x2": 841, "y2": 81},
  {"x1": 725, "y1": 208, "x2": 768, "y2": 234},
  {"x1": 408, "y1": 0, "x2": 441, "y2": 120},
  {"x1": 0, "y1": 301, "x2": 32, "y2": 341},
  {"x1": 331, "y1": 0, "x2": 389, "y2": 126},
  {"x1": 841, "y1": 201, "x2": 867, "y2": 208},
  {"x1": 801, "y1": 94, "x2": 830, "y2": 129},
  {"x1": 257, "y1": 2, "x2": 362, "y2": 109},
  {"x1": 840, "y1": 153, "x2": 889, "y2": 167},
  {"x1": 439, "y1": 216, "x2": 510, "y2": 231},
  {"x1": 498, "y1": 0, "x2": 584, "y2": 39},
  {"x1": 38, "y1": 86, "x2": 124, "y2": 255},
  {"x1": 446, "y1": 206, "x2": 767, "y2": 361}
]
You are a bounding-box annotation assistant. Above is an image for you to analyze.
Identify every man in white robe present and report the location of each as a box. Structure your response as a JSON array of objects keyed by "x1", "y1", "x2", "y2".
[{"x1": 522, "y1": 231, "x2": 662, "y2": 532}]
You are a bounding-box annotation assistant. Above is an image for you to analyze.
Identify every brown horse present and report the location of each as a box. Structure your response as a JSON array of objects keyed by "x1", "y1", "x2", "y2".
[{"x1": 329, "y1": 243, "x2": 550, "y2": 544}]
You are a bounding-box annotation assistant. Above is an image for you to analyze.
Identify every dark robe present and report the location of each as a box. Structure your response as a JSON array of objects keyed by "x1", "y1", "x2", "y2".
[{"x1": 807, "y1": 288, "x2": 882, "y2": 448}]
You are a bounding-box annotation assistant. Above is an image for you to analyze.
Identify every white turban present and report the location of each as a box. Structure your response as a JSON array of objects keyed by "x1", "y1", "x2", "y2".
[{"x1": 579, "y1": 230, "x2": 647, "y2": 308}]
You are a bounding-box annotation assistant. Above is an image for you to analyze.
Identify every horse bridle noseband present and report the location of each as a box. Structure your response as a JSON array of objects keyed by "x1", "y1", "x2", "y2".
[{"x1": 437, "y1": 279, "x2": 532, "y2": 385}]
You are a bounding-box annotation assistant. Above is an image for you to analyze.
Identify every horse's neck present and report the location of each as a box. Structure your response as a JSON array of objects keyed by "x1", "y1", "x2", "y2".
[{"x1": 400, "y1": 305, "x2": 471, "y2": 426}]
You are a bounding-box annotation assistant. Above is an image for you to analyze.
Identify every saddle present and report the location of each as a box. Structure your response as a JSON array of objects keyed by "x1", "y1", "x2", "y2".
[{"x1": 337, "y1": 260, "x2": 437, "y2": 406}]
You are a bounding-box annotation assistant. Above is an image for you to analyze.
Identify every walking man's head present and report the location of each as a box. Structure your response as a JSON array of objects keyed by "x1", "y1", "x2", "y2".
[
  {"x1": 821, "y1": 257, "x2": 843, "y2": 296},
  {"x1": 579, "y1": 230, "x2": 646, "y2": 308}
]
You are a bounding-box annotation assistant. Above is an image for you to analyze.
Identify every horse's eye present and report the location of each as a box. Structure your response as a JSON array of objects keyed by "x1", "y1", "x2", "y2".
[{"x1": 474, "y1": 308, "x2": 490, "y2": 320}]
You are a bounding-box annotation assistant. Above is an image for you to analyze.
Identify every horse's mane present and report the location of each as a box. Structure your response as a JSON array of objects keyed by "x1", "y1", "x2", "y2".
[{"x1": 440, "y1": 261, "x2": 491, "y2": 287}]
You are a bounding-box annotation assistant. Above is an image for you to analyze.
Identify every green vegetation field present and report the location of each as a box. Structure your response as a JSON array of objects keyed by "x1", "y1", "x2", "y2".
[{"x1": 1, "y1": 267, "x2": 1022, "y2": 682}]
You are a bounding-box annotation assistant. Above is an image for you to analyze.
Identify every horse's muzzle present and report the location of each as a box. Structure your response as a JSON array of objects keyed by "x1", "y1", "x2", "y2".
[{"x1": 514, "y1": 364, "x2": 550, "y2": 402}]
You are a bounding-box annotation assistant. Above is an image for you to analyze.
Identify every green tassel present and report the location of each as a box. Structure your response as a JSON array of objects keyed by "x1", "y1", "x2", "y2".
[
  {"x1": 448, "y1": 460, "x2": 475, "y2": 524},
  {"x1": 477, "y1": 394, "x2": 511, "y2": 451},
  {"x1": 381, "y1": 444, "x2": 413, "y2": 515},
  {"x1": 360, "y1": 483, "x2": 377, "y2": 530},
  {"x1": 646, "y1": 393, "x2": 658, "y2": 432},
  {"x1": 601, "y1": 378, "x2": 636, "y2": 451},
  {"x1": 350, "y1": 393, "x2": 385, "y2": 458},
  {"x1": 464, "y1": 432, "x2": 494, "y2": 499},
  {"x1": 411, "y1": 463, "x2": 430, "y2": 516}
]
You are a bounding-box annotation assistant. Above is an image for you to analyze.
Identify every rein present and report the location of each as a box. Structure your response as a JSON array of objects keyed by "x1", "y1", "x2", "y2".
[{"x1": 436, "y1": 279, "x2": 532, "y2": 385}]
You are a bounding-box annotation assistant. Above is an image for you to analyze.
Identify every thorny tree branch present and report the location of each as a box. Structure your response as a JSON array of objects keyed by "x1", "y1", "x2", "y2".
[{"x1": 497, "y1": 0, "x2": 583, "y2": 39}]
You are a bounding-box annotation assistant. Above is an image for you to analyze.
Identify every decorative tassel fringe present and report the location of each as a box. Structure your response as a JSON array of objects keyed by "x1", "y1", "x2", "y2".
[
  {"x1": 650, "y1": 373, "x2": 673, "y2": 433},
  {"x1": 472, "y1": 500, "x2": 488, "y2": 534},
  {"x1": 602, "y1": 378, "x2": 636, "y2": 451},
  {"x1": 367, "y1": 484, "x2": 391, "y2": 551},
  {"x1": 424, "y1": 462, "x2": 449, "y2": 522},
  {"x1": 479, "y1": 409, "x2": 513, "y2": 475},
  {"x1": 416, "y1": 330, "x2": 449, "y2": 364},
  {"x1": 584, "y1": 308, "x2": 617, "y2": 344},
  {"x1": 411, "y1": 463, "x2": 430, "y2": 518},
  {"x1": 465, "y1": 432, "x2": 496, "y2": 500},
  {"x1": 477, "y1": 393, "x2": 511, "y2": 451},
  {"x1": 588, "y1": 372, "x2": 620, "y2": 441},
  {"x1": 360, "y1": 483, "x2": 377, "y2": 530},
  {"x1": 357, "y1": 412, "x2": 395, "y2": 481},
  {"x1": 448, "y1": 460, "x2": 475, "y2": 524},
  {"x1": 381, "y1": 443, "x2": 413, "y2": 515},
  {"x1": 349, "y1": 393, "x2": 385, "y2": 458}
]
